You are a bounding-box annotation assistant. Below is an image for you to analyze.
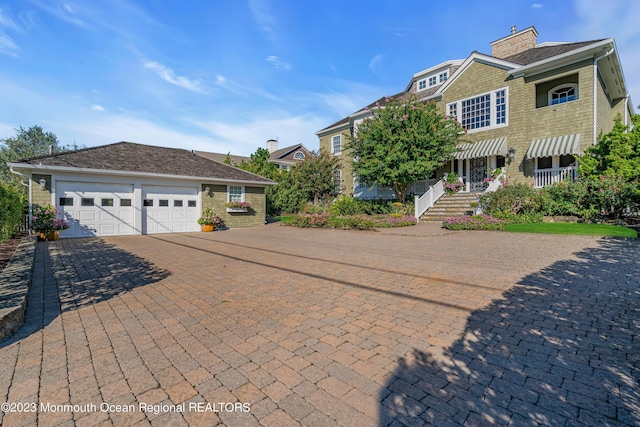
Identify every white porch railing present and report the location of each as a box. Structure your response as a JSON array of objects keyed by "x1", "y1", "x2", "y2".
[
  {"x1": 534, "y1": 166, "x2": 578, "y2": 188},
  {"x1": 414, "y1": 178, "x2": 445, "y2": 221},
  {"x1": 483, "y1": 168, "x2": 506, "y2": 193},
  {"x1": 408, "y1": 179, "x2": 437, "y2": 196}
]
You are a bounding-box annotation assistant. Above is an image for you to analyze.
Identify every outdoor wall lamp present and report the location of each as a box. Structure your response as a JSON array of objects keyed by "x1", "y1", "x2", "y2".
[
  {"x1": 204, "y1": 186, "x2": 213, "y2": 197},
  {"x1": 38, "y1": 178, "x2": 47, "y2": 191},
  {"x1": 507, "y1": 147, "x2": 516, "y2": 161}
]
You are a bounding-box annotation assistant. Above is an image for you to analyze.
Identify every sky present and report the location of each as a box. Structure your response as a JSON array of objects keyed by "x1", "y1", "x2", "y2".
[{"x1": 0, "y1": 0, "x2": 638, "y2": 156}]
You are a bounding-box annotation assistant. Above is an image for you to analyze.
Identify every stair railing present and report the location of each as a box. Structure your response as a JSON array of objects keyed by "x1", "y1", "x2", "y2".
[{"x1": 414, "y1": 178, "x2": 445, "y2": 221}]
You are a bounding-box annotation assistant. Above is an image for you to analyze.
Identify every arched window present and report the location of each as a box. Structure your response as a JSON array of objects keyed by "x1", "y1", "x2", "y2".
[
  {"x1": 293, "y1": 151, "x2": 305, "y2": 160},
  {"x1": 548, "y1": 84, "x2": 578, "y2": 105}
]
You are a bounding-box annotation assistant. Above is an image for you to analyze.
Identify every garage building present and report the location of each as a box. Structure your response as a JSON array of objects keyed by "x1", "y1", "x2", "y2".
[{"x1": 9, "y1": 142, "x2": 274, "y2": 238}]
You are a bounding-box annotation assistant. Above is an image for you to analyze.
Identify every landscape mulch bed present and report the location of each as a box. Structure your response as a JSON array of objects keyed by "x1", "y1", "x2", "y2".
[{"x1": 0, "y1": 232, "x2": 29, "y2": 273}]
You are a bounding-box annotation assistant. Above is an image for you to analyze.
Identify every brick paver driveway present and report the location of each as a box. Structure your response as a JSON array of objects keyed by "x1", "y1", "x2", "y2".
[{"x1": 1, "y1": 223, "x2": 639, "y2": 426}]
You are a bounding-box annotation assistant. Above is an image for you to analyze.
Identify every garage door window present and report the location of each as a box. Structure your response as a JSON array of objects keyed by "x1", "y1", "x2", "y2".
[
  {"x1": 174, "y1": 200, "x2": 183, "y2": 207},
  {"x1": 120, "y1": 199, "x2": 132, "y2": 207},
  {"x1": 188, "y1": 200, "x2": 196, "y2": 207},
  {"x1": 159, "y1": 200, "x2": 169, "y2": 207},
  {"x1": 143, "y1": 199, "x2": 153, "y2": 207},
  {"x1": 81, "y1": 198, "x2": 94, "y2": 206},
  {"x1": 59, "y1": 197, "x2": 73, "y2": 206},
  {"x1": 101, "y1": 199, "x2": 114, "y2": 207}
]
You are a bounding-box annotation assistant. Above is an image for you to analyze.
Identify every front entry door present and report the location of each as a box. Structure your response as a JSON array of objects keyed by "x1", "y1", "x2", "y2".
[{"x1": 470, "y1": 157, "x2": 487, "y2": 192}]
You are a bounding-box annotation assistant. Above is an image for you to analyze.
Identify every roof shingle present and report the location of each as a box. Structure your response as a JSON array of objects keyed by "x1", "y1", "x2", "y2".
[{"x1": 17, "y1": 142, "x2": 274, "y2": 184}]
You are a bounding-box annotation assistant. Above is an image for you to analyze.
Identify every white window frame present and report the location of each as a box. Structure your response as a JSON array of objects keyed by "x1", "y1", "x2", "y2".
[
  {"x1": 439, "y1": 71, "x2": 448, "y2": 83},
  {"x1": 418, "y1": 79, "x2": 427, "y2": 91},
  {"x1": 548, "y1": 83, "x2": 578, "y2": 106},
  {"x1": 227, "y1": 185, "x2": 244, "y2": 203},
  {"x1": 332, "y1": 135, "x2": 342, "y2": 155},
  {"x1": 446, "y1": 87, "x2": 509, "y2": 133},
  {"x1": 293, "y1": 151, "x2": 304, "y2": 160},
  {"x1": 428, "y1": 76, "x2": 437, "y2": 87},
  {"x1": 333, "y1": 169, "x2": 342, "y2": 194}
]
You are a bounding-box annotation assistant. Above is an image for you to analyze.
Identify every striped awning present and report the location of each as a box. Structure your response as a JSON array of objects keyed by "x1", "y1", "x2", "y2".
[
  {"x1": 454, "y1": 137, "x2": 507, "y2": 160},
  {"x1": 526, "y1": 134, "x2": 581, "y2": 159}
]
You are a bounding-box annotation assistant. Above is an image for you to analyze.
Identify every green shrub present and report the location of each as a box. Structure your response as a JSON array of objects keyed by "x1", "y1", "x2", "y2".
[
  {"x1": 480, "y1": 184, "x2": 544, "y2": 221},
  {"x1": 0, "y1": 183, "x2": 24, "y2": 242},
  {"x1": 539, "y1": 180, "x2": 586, "y2": 217},
  {"x1": 329, "y1": 196, "x2": 362, "y2": 216}
]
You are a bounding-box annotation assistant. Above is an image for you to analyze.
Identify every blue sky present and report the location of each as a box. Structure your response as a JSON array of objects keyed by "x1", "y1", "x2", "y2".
[{"x1": 1, "y1": 0, "x2": 638, "y2": 156}]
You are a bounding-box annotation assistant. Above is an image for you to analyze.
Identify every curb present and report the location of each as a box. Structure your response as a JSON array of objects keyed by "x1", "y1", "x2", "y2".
[{"x1": 0, "y1": 236, "x2": 37, "y2": 342}]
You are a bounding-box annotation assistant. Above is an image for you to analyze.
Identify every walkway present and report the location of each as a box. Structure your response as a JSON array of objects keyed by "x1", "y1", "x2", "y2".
[{"x1": 0, "y1": 225, "x2": 638, "y2": 426}]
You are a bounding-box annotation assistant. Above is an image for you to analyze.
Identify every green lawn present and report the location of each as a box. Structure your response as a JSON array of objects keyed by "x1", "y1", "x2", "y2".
[{"x1": 503, "y1": 222, "x2": 637, "y2": 238}]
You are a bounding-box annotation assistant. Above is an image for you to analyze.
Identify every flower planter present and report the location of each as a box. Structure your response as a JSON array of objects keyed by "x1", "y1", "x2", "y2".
[
  {"x1": 39, "y1": 231, "x2": 59, "y2": 241},
  {"x1": 226, "y1": 208, "x2": 248, "y2": 213},
  {"x1": 201, "y1": 224, "x2": 214, "y2": 232}
]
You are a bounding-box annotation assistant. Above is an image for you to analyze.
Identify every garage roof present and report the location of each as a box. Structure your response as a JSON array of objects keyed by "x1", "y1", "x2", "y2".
[{"x1": 12, "y1": 142, "x2": 275, "y2": 185}]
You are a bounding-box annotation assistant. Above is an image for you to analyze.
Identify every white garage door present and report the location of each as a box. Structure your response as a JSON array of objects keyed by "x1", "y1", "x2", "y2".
[
  {"x1": 142, "y1": 185, "x2": 199, "y2": 234},
  {"x1": 56, "y1": 181, "x2": 135, "y2": 238}
]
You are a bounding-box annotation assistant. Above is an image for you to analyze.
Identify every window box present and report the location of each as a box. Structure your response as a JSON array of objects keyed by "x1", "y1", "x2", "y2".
[{"x1": 226, "y1": 207, "x2": 248, "y2": 213}]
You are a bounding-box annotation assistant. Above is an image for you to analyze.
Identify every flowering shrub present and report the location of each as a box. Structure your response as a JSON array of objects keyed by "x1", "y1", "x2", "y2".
[
  {"x1": 32, "y1": 204, "x2": 69, "y2": 233},
  {"x1": 197, "y1": 207, "x2": 223, "y2": 226},
  {"x1": 442, "y1": 214, "x2": 506, "y2": 231},
  {"x1": 289, "y1": 213, "x2": 416, "y2": 230},
  {"x1": 444, "y1": 172, "x2": 464, "y2": 194}
]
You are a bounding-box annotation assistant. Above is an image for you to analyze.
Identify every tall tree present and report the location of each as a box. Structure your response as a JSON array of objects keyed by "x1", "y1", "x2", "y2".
[
  {"x1": 346, "y1": 95, "x2": 464, "y2": 202},
  {"x1": 578, "y1": 114, "x2": 640, "y2": 181},
  {"x1": 294, "y1": 150, "x2": 339, "y2": 205},
  {"x1": 0, "y1": 125, "x2": 80, "y2": 192}
]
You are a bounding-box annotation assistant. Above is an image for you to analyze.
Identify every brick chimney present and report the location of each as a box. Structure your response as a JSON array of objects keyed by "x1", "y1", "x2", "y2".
[
  {"x1": 266, "y1": 139, "x2": 278, "y2": 153},
  {"x1": 491, "y1": 26, "x2": 538, "y2": 59}
]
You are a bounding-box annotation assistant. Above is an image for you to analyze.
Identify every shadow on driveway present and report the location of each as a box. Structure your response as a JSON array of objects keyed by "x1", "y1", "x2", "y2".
[
  {"x1": 380, "y1": 237, "x2": 640, "y2": 426},
  {"x1": 1, "y1": 238, "x2": 170, "y2": 348}
]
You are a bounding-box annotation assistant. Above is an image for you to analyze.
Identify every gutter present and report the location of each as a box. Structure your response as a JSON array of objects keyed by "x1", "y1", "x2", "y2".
[
  {"x1": 593, "y1": 48, "x2": 615, "y2": 146},
  {"x1": 8, "y1": 163, "x2": 276, "y2": 187}
]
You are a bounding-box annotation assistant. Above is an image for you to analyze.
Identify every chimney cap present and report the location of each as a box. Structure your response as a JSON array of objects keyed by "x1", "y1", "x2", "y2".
[{"x1": 511, "y1": 25, "x2": 517, "y2": 34}]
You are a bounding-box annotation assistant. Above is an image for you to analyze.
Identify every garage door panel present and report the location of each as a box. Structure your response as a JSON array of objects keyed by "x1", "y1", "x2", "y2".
[
  {"x1": 56, "y1": 181, "x2": 135, "y2": 238},
  {"x1": 142, "y1": 185, "x2": 199, "y2": 234}
]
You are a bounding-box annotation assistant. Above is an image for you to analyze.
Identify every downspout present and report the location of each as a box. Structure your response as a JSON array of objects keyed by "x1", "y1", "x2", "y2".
[
  {"x1": 593, "y1": 48, "x2": 614, "y2": 146},
  {"x1": 624, "y1": 95, "x2": 630, "y2": 127},
  {"x1": 10, "y1": 166, "x2": 32, "y2": 228}
]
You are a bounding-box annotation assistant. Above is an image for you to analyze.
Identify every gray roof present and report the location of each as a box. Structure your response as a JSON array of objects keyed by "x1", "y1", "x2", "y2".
[
  {"x1": 15, "y1": 142, "x2": 274, "y2": 184},
  {"x1": 501, "y1": 40, "x2": 605, "y2": 65},
  {"x1": 269, "y1": 144, "x2": 313, "y2": 162},
  {"x1": 195, "y1": 151, "x2": 250, "y2": 166}
]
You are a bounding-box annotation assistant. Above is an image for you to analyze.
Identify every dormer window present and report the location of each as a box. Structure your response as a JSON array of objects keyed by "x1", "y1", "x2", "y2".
[
  {"x1": 428, "y1": 76, "x2": 437, "y2": 86},
  {"x1": 549, "y1": 84, "x2": 578, "y2": 105},
  {"x1": 293, "y1": 151, "x2": 304, "y2": 160},
  {"x1": 418, "y1": 80, "x2": 427, "y2": 90},
  {"x1": 439, "y1": 72, "x2": 448, "y2": 83}
]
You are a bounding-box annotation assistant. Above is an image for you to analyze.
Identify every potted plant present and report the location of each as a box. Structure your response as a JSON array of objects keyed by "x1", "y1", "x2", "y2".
[
  {"x1": 225, "y1": 201, "x2": 251, "y2": 212},
  {"x1": 31, "y1": 204, "x2": 70, "y2": 241},
  {"x1": 197, "y1": 207, "x2": 222, "y2": 232}
]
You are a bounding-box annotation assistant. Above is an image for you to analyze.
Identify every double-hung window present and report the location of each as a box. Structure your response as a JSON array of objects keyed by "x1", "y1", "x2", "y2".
[
  {"x1": 447, "y1": 87, "x2": 508, "y2": 132},
  {"x1": 228, "y1": 185, "x2": 243, "y2": 203},
  {"x1": 332, "y1": 135, "x2": 342, "y2": 155}
]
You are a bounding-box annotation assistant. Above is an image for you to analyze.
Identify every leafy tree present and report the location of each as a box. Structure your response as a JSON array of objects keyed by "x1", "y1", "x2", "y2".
[
  {"x1": 237, "y1": 147, "x2": 280, "y2": 181},
  {"x1": 578, "y1": 114, "x2": 640, "y2": 181},
  {"x1": 1, "y1": 125, "x2": 81, "y2": 193},
  {"x1": 294, "y1": 149, "x2": 339, "y2": 205},
  {"x1": 347, "y1": 94, "x2": 464, "y2": 202}
]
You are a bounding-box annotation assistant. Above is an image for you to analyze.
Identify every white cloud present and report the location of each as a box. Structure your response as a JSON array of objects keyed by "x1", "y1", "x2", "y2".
[
  {"x1": 0, "y1": 34, "x2": 18, "y2": 56},
  {"x1": 188, "y1": 112, "x2": 327, "y2": 154},
  {"x1": 143, "y1": 61, "x2": 207, "y2": 94},
  {"x1": 215, "y1": 74, "x2": 280, "y2": 101},
  {"x1": 249, "y1": 0, "x2": 277, "y2": 42},
  {"x1": 369, "y1": 53, "x2": 384, "y2": 77},
  {"x1": 532, "y1": 3, "x2": 543, "y2": 8},
  {"x1": 266, "y1": 56, "x2": 291, "y2": 70},
  {"x1": 91, "y1": 104, "x2": 105, "y2": 111},
  {"x1": 0, "y1": 7, "x2": 19, "y2": 56}
]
